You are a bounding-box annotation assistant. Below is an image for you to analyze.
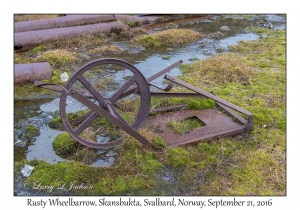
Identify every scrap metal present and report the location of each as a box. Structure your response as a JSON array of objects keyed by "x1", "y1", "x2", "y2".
[
  {"x1": 14, "y1": 22, "x2": 129, "y2": 51},
  {"x1": 35, "y1": 58, "x2": 253, "y2": 149},
  {"x1": 15, "y1": 62, "x2": 52, "y2": 84},
  {"x1": 15, "y1": 15, "x2": 116, "y2": 33}
]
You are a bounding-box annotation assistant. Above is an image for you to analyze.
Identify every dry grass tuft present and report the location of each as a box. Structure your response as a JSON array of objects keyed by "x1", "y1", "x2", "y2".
[
  {"x1": 14, "y1": 14, "x2": 61, "y2": 22},
  {"x1": 38, "y1": 49, "x2": 78, "y2": 66},
  {"x1": 88, "y1": 45, "x2": 121, "y2": 54},
  {"x1": 43, "y1": 33, "x2": 107, "y2": 51},
  {"x1": 135, "y1": 29, "x2": 203, "y2": 47},
  {"x1": 180, "y1": 53, "x2": 254, "y2": 86}
]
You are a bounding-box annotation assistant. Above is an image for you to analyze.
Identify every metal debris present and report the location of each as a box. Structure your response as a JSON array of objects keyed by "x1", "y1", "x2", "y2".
[
  {"x1": 15, "y1": 15, "x2": 116, "y2": 33},
  {"x1": 14, "y1": 62, "x2": 52, "y2": 84},
  {"x1": 14, "y1": 22, "x2": 129, "y2": 52},
  {"x1": 36, "y1": 58, "x2": 253, "y2": 149}
]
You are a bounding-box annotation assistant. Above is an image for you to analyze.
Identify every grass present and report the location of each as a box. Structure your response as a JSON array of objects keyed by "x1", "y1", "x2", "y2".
[
  {"x1": 14, "y1": 14, "x2": 61, "y2": 22},
  {"x1": 179, "y1": 53, "x2": 255, "y2": 87},
  {"x1": 135, "y1": 29, "x2": 203, "y2": 48},
  {"x1": 38, "y1": 49, "x2": 78, "y2": 67},
  {"x1": 14, "y1": 27, "x2": 285, "y2": 196},
  {"x1": 88, "y1": 45, "x2": 121, "y2": 55},
  {"x1": 167, "y1": 117, "x2": 205, "y2": 134}
]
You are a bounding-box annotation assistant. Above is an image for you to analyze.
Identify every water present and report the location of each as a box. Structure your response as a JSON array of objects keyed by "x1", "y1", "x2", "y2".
[{"x1": 14, "y1": 14, "x2": 286, "y2": 166}]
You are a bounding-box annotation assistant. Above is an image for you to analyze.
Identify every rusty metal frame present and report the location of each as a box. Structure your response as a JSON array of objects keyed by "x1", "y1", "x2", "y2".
[{"x1": 35, "y1": 58, "x2": 253, "y2": 149}]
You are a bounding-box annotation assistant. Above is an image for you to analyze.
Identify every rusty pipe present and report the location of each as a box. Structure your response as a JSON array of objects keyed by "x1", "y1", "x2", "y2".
[
  {"x1": 114, "y1": 15, "x2": 160, "y2": 23},
  {"x1": 15, "y1": 15, "x2": 116, "y2": 33},
  {"x1": 14, "y1": 62, "x2": 52, "y2": 84},
  {"x1": 14, "y1": 22, "x2": 129, "y2": 52}
]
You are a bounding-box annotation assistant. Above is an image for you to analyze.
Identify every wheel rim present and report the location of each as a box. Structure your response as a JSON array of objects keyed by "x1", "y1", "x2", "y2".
[{"x1": 59, "y1": 58, "x2": 150, "y2": 149}]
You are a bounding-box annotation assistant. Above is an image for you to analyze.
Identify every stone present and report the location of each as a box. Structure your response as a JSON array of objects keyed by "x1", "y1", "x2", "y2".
[{"x1": 220, "y1": 26, "x2": 230, "y2": 31}]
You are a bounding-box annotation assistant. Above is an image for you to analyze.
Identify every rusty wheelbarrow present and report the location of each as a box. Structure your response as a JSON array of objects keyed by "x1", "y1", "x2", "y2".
[{"x1": 35, "y1": 58, "x2": 253, "y2": 149}]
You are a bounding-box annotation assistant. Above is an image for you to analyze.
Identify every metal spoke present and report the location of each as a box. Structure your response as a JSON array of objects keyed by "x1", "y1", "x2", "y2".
[
  {"x1": 59, "y1": 58, "x2": 151, "y2": 149},
  {"x1": 76, "y1": 74, "x2": 106, "y2": 102},
  {"x1": 110, "y1": 74, "x2": 137, "y2": 103},
  {"x1": 74, "y1": 111, "x2": 99, "y2": 135},
  {"x1": 111, "y1": 106, "x2": 131, "y2": 126}
]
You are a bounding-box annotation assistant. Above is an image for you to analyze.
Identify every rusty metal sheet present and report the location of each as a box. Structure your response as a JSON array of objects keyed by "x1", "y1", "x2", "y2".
[
  {"x1": 15, "y1": 15, "x2": 116, "y2": 33},
  {"x1": 14, "y1": 22, "x2": 129, "y2": 51},
  {"x1": 146, "y1": 109, "x2": 249, "y2": 147},
  {"x1": 14, "y1": 62, "x2": 52, "y2": 84}
]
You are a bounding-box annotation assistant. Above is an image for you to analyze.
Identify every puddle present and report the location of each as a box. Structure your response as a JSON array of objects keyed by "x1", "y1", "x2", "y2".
[{"x1": 14, "y1": 14, "x2": 286, "y2": 168}]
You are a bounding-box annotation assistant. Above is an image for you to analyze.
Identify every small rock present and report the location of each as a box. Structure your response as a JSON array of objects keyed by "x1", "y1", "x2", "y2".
[
  {"x1": 97, "y1": 150, "x2": 107, "y2": 155},
  {"x1": 163, "y1": 176, "x2": 171, "y2": 181},
  {"x1": 220, "y1": 26, "x2": 230, "y2": 31},
  {"x1": 263, "y1": 22, "x2": 274, "y2": 29},
  {"x1": 106, "y1": 151, "x2": 117, "y2": 157},
  {"x1": 154, "y1": 128, "x2": 164, "y2": 133},
  {"x1": 180, "y1": 131, "x2": 190, "y2": 135},
  {"x1": 200, "y1": 19, "x2": 213, "y2": 23}
]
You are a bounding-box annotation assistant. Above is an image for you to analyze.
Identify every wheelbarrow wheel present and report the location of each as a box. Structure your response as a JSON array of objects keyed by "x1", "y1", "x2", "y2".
[{"x1": 59, "y1": 58, "x2": 151, "y2": 149}]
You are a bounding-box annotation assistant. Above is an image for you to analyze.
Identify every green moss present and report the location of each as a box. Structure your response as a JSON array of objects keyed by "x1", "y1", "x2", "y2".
[
  {"x1": 48, "y1": 116, "x2": 63, "y2": 129},
  {"x1": 52, "y1": 132, "x2": 79, "y2": 155},
  {"x1": 31, "y1": 45, "x2": 48, "y2": 54},
  {"x1": 230, "y1": 28, "x2": 286, "y2": 70},
  {"x1": 197, "y1": 142, "x2": 219, "y2": 155},
  {"x1": 138, "y1": 153, "x2": 163, "y2": 174},
  {"x1": 14, "y1": 83, "x2": 57, "y2": 100},
  {"x1": 151, "y1": 97, "x2": 216, "y2": 111},
  {"x1": 93, "y1": 176, "x2": 155, "y2": 196},
  {"x1": 276, "y1": 116, "x2": 286, "y2": 130},
  {"x1": 18, "y1": 124, "x2": 40, "y2": 140},
  {"x1": 165, "y1": 148, "x2": 197, "y2": 168},
  {"x1": 187, "y1": 99, "x2": 216, "y2": 110},
  {"x1": 136, "y1": 35, "x2": 161, "y2": 48},
  {"x1": 151, "y1": 136, "x2": 167, "y2": 148},
  {"x1": 48, "y1": 110, "x2": 91, "y2": 130}
]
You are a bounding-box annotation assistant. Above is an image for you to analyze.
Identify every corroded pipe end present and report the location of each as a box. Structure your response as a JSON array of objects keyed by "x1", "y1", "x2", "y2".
[{"x1": 14, "y1": 62, "x2": 52, "y2": 84}]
